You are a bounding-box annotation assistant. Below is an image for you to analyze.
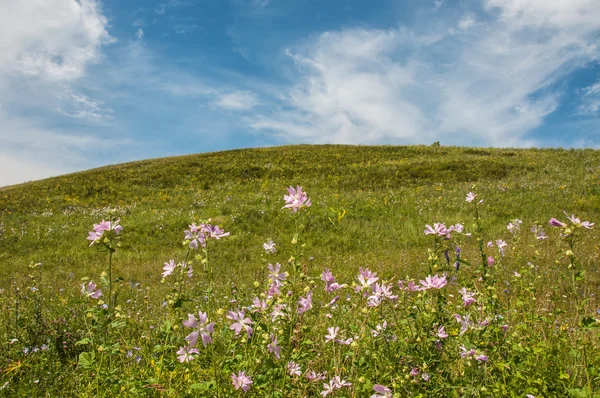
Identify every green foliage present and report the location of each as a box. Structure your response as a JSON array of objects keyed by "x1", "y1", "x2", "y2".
[{"x1": 0, "y1": 145, "x2": 599, "y2": 396}]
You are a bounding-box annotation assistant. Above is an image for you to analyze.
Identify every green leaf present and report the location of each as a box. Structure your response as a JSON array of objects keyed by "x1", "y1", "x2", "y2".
[
  {"x1": 78, "y1": 352, "x2": 95, "y2": 369},
  {"x1": 75, "y1": 338, "x2": 92, "y2": 346},
  {"x1": 568, "y1": 387, "x2": 590, "y2": 398}
]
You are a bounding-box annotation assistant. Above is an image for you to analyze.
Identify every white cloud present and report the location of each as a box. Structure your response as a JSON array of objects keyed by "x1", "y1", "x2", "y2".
[
  {"x1": 56, "y1": 87, "x2": 114, "y2": 122},
  {"x1": 0, "y1": 108, "x2": 116, "y2": 187},
  {"x1": 136, "y1": 28, "x2": 144, "y2": 39},
  {"x1": 458, "y1": 13, "x2": 476, "y2": 30},
  {"x1": 485, "y1": 0, "x2": 600, "y2": 32},
  {"x1": 250, "y1": 2, "x2": 600, "y2": 147},
  {"x1": 213, "y1": 90, "x2": 259, "y2": 111},
  {"x1": 578, "y1": 80, "x2": 600, "y2": 115},
  {"x1": 0, "y1": 0, "x2": 115, "y2": 186},
  {"x1": 0, "y1": 0, "x2": 113, "y2": 81}
]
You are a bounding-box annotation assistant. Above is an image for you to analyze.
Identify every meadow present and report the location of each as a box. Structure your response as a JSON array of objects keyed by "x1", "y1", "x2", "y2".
[{"x1": 0, "y1": 144, "x2": 599, "y2": 397}]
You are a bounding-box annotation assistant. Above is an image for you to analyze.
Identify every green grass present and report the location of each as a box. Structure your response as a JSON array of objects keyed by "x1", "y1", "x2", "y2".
[
  {"x1": 0, "y1": 144, "x2": 599, "y2": 397},
  {"x1": 1, "y1": 145, "x2": 598, "y2": 285}
]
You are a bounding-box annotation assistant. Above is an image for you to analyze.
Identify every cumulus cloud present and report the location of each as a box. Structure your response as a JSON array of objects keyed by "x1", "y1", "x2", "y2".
[
  {"x1": 0, "y1": 0, "x2": 114, "y2": 186},
  {"x1": 0, "y1": 0, "x2": 112, "y2": 81},
  {"x1": 250, "y1": 1, "x2": 600, "y2": 146}
]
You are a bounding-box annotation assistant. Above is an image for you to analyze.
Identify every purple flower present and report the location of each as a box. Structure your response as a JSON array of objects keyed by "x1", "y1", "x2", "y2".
[
  {"x1": 267, "y1": 334, "x2": 281, "y2": 359},
  {"x1": 458, "y1": 287, "x2": 477, "y2": 307},
  {"x1": 182, "y1": 311, "x2": 215, "y2": 347},
  {"x1": 371, "y1": 384, "x2": 393, "y2": 398},
  {"x1": 506, "y1": 219, "x2": 522, "y2": 233},
  {"x1": 227, "y1": 310, "x2": 254, "y2": 338},
  {"x1": 453, "y1": 314, "x2": 473, "y2": 336},
  {"x1": 251, "y1": 297, "x2": 267, "y2": 313},
  {"x1": 549, "y1": 218, "x2": 567, "y2": 228},
  {"x1": 466, "y1": 192, "x2": 477, "y2": 203},
  {"x1": 421, "y1": 373, "x2": 431, "y2": 382},
  {"x1": 424, "y1": 223, "x2": 451, "y2": 238},
  {"x1": 176, "y1": 345, "x2": 199, "y2": 363},
  {"x1": 321, "y1": 268, "x2": 346, "y2": 292},
  {"x1": 306, "y1": 371, "x2": 327, "y2": 382},
  {"x1": 325, "y1": 327, "x2": 339, "y2": 343},
  {"x1": 287, "y1": 361, "x2": 302, "y2": 376},
  {"x1": 487, "y1": 256, "x2": 495, "y2": 266},
  {"x1": 184, "y1": 223, "x2": 229, "y2": 249},
  {"x1": 398, "y1": 280, "x2": 422, "y2": 292},
  {"x1": 80, "y1": 282, "x2": 102, "y2": 299},
  {"x1": 419, "y1": 274, "x2": 447, "y2": 290},
  {"x1": 357, "y1": 268, "x2": 379, "y2": 291},
  {"x1": 283, "y1": 185, "x2": 312, "y2": 213},
  {"x1": 268, "y1": 263, "x2": 286, "y2": 286},
  {"x1": 162, "y1": 260, "x2": 177, "y2": 278},
  {"x1": 263, "y1": 239, "x2": 277, "y2": 253},
  {"x1": 87, "y1": 219, "x2": 122, "y2": 246},
  {"x1": 436, "y1": 325, "x2": 448, "y2": 339},
  {"x1": 372, "y1": 321, "x2": 388, "y2": 337},
  {"x1": 231, "y1": 371, "x2": 253, "y2": 392},
  {"x1": 409, "y1": 368, "x2": 420, "y2": 377},
  {"x1": 298, "y1": 291, "x2": 313, "y2": 315}
]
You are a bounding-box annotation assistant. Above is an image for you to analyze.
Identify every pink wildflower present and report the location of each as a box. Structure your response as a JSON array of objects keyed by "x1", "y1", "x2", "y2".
[
  {"x1": 283, "y1": 185, "x2": 312, "y2": 213},
  {"x1": 231, "y1": 371, "x2": 253, "y2": 392},
  {"x1": 297, "y1": 290, "x2": 313, "y2": 315},
  {"x1": 182, "y1": 311, "x2": 215, "y2": 347},
  {"x1": 267, "y1": 334, "x2": 281, "y2": 359},
  {"x1": 263, "y1": 239, "x2": 276, "y2": 253},
  {"x1": 80, "y1": 282, "x2": 102, "y2": 299},
  {"x1": 176, "y1": 345, "x2": 199, "y2": 363},
  {"x1": 227, "y1": 310, "x2": 254, "y2": 337},
  {"x1": 419, "y1": 274, "x2": 447, "y2": 290},
  {"x1": 371, "y1": 384, "x2": 393, "y2": 398}
]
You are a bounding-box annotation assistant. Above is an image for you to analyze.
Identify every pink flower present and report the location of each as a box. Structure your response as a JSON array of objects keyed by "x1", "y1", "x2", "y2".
[
  {"x1": 231, "y1": 371, "x2": 253, "y2": 392},
  {"x1": 268, "y1": 263, "x2": 286, "y2": 286},
  {"x1": 287, "y1": 361, "x2": 302, "y2": 376},
  {"x1": 251, "y1": 297, "x2": 267, "y2": 313},
  {"x1": 306, "y1": 371, "x2": 327, "y2": 382},
  {"x1": 424, "y1": 223, "x2": 451, "y2": 238},
  {"x1": 87, "y1": 219, "x2": 123, "y2": 246},
  {"x1": 466, "y1": 192, "x2": 477, "y2": 203},
  {"x1": 371, "y1": 384, "x2": 393, "y2": 398},
  {"x1": 283, "y1": 185, "x2": 312, "y2": 213},
  {"x1": 176, "y1": 345, "x2": 199, "y2": 363},
  {"x1": 184, "y1": 223, "x2": 230, "y2": 249},
  {"x1": 321, "y1": 268, "x2": 346, "y2": 292},
  {"x1": 263, "y1": 239, "x2": 276, "y2": 253},
  {"x1": 227, "y1": 310, "x2": 254, "y2": 337},
  {"x1": 458, "y1": 287, "x2": 477, "y2": 307},
  {"x1": 183, "y1": 311, "x2": 215, "y2": 347},
  {"x1": 267, "y1": 334, "x2": 281, "y2": 359},
  {"x1": 162, "y1": 260, "x2": 177, "y2": 278},
  {"x1": 435, "y1": 325, "x2": 448, "y2": 339},
  {"x1": 325, "y1": 327, "x2": 339, "y2": 343},
  {"x1": 419, "y1": 274, "x2": 447, "y2": 290},
  {"x1": 357, "y1": 268, "x2": 379, "y2": 291},
  {"x1": 487, "y1": 256, "x2": 495, "y2": 266},
  {"x1": 297, "y1": 291, "x2": 313, "y2": 315},
  {"x1": 453, "y1": 314, "x2": 473, "y2": 336},
  {"x1": 549, "y1": 218, "x2": 567, "y2": 228},
  {"x1": 398, "y1": 280, "x2": 422, "y2": 292},
  {"x1": 80, "y1": 282, "x2": 102, "y2": 299}
]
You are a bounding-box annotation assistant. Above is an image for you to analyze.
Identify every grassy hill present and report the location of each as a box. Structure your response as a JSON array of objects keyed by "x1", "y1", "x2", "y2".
[
  {"x1": 0, "y1": 145, "x2": 599, "y2": 396},
  {"x1": 1, "y1": 145, "x2": 599, "y2": 285}
]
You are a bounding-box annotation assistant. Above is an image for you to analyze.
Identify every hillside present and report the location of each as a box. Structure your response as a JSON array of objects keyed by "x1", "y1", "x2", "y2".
[
  {"x1": 1, "y1": 145, "x2": 599, "y2": 397},
  {"x1": 1, "y1": 145, "x2": 598, "y2": 285}
]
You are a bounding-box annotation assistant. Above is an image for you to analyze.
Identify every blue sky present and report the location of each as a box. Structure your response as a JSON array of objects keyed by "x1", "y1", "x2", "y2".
[{"x1": 1, "y1": 0, "x2": 599, "y2": 186}]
